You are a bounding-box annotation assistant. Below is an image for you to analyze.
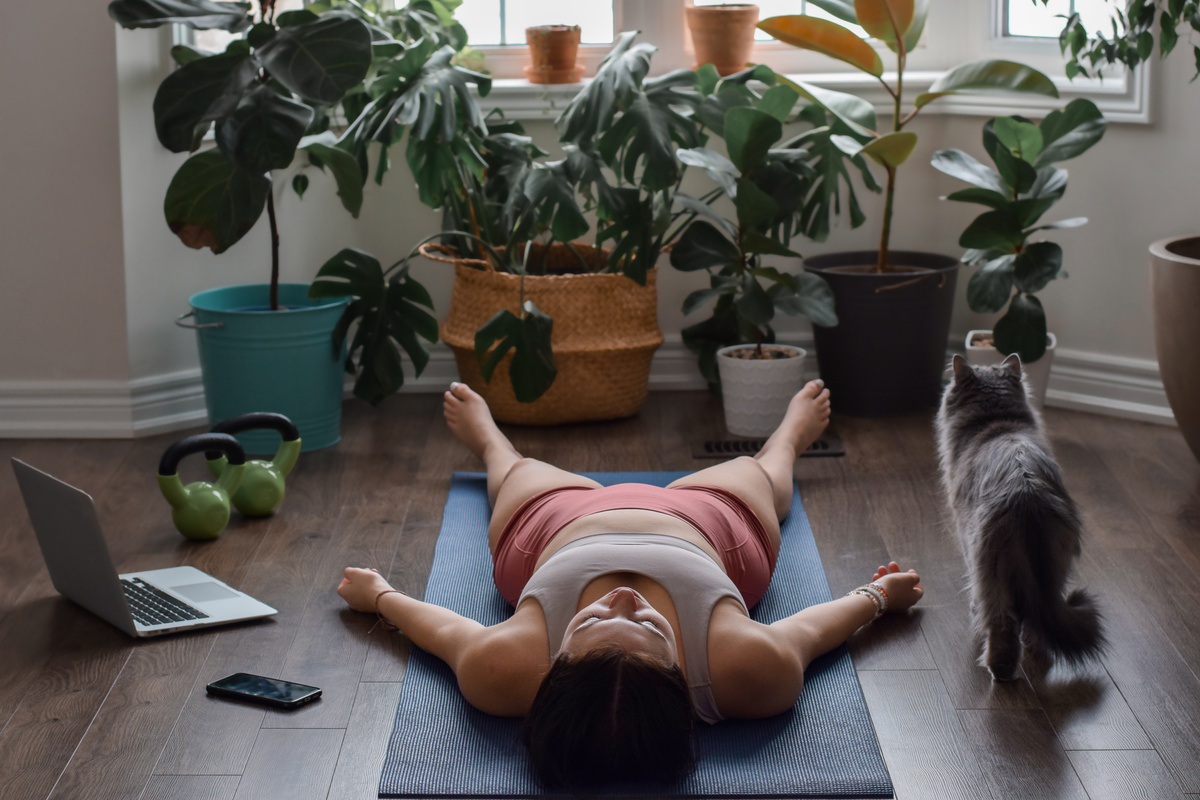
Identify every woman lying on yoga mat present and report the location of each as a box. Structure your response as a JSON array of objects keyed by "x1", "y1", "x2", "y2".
[{"x1": 338, "y1": 380, "x2": 923, "y2": 790}]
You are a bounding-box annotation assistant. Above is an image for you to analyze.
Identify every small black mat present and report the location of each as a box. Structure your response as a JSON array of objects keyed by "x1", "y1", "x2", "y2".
[
  {"x1": 378, "y1": 472, "x2": 891, "y2": 799},
  {"x1": 694, "y1": 427, "x2": 845, "y2": 459}
]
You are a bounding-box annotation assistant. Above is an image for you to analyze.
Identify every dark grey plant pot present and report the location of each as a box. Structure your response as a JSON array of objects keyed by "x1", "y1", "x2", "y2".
[{"x1": 804, "y1": 250, "x2": 960, "y2": 417}]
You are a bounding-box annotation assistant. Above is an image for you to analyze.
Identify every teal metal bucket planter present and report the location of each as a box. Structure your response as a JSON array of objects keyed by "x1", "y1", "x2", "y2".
[{"x1": 183, "y1": 284, "x2": 349, "y2": 455}]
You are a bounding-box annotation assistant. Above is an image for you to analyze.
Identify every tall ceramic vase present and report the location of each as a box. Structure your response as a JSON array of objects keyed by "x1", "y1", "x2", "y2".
[{"x1": 1150, "y1": 236, "x2": 1200, "y2": 463}]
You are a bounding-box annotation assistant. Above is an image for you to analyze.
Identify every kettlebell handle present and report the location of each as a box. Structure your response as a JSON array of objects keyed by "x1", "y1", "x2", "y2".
[
  {"x1": 160, "y1": 433, "x2": 246, "y2": 477},
  {"x1": 209, "y1": 412, "x2": 301, "y2": 444}
]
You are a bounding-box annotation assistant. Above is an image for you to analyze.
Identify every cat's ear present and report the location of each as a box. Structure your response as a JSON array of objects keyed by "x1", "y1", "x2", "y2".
[
  {"x1": 951, "y1": 354, "x2": 972, "y2": 382},
  {"x1": 1000, "y1": 353, "x2": 1022, "y2": 378}
]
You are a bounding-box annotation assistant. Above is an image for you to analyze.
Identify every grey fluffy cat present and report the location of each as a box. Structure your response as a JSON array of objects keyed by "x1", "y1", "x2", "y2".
[{"x1": 936, "y1": 354, "x2": 1105, "y2": 680}]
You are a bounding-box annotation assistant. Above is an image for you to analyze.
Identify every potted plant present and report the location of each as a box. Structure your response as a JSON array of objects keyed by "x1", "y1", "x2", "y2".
[
  {"x1": 524, "y1": 24, "x2": 584, "y2": 84},
  {"x1": 757, "y1": 2, "x2": 1062, "y2": 415},
  {"x1": 666, "y1": 69, "x2": 838, "y2": 435},
  {"x1": 685, "y1": 3, "x2": 760, "y2": 77},
  {"x1": 1046, "y1": 0, "x2": 1200, "y2": 461},
  {"x1": 324, "y1": 31, "x2": 712, "y2": 424},
  {"x1": 108, "y1": 0, "x2": 375, "y2": 452},
  {"x1": 932, "y1": 99, "x2": 1108, "y2": 408}
]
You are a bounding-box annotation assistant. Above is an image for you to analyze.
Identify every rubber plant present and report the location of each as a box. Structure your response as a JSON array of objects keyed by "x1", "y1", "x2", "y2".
[
  {"x1": 757, "y1": 0, "x2": 1063, "y2": 272},
  {"x1": 669, "y1": 66, "x2": 842, "y2": 388},
  {"x1": 107, "y1": 0, "x2": 375, "y2": 310},
  {"x1": 931, "y1": 99, "x2": 1108, "y2": 363}
]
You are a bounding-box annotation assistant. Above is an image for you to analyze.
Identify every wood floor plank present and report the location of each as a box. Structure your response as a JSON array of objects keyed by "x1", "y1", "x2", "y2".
[
  {"x1": 858, "y1": 669, "x2": 990, "y2": 800},
  {"x1": 48, "y1": 631, "x2": 216, "y2": 800},
  {"x1": 232, "y1": 728, "x2": 343, "y2": 800},
  {"x1": 141, "y1": 775, "x2": 240, "y2": 800},
  {"x1": 1027, "y1": 660, "x2": 1152, "y2": 751},
  {"x1": 325, "y1": 681, "x2": 404, "y2": 800},
  {"x1": 1068, "y1": 749, "x2": 1187, "y2": 800},
  {"x1": 957, "y1": 709, "x2": 1089, "y2": 800}
]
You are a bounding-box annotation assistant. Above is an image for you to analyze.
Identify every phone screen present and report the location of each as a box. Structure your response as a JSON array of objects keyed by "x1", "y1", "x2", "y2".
[{"x1": 206, "y1": 673, "x2": 322, "y2": 709}]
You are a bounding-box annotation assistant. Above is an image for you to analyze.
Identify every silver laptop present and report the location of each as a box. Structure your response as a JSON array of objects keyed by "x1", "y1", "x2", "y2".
[{"x1": 12, "y1": 458, "x2": 277, "y2": 637}]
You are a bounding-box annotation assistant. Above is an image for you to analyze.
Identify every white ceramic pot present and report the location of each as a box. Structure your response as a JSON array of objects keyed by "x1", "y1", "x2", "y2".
[
  {"x1": 964, "y1": 330, "x2": 1057, "y2": 409},
  {"x1": 716, "y1": 344, "x2": 806, "y2": 437}
]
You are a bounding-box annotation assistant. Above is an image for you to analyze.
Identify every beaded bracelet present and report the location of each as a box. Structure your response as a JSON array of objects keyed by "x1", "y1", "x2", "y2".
[
  {"x1": 372, "y1": 588, "x2": 406, "y2": 633},
  {"x1": 846, "y1": 582, "x2": 889, "y2": 620}
]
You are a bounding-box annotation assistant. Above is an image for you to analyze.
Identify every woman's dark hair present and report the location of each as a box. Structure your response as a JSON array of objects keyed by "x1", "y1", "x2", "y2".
[{"x1": 522, "y1": 647, "x2": 697, "y2": 790}]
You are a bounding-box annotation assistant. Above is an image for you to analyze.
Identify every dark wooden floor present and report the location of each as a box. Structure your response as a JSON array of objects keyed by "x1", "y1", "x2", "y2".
[{"x1": 1, "y1": 391, "x2": 1198, "y2": 800}]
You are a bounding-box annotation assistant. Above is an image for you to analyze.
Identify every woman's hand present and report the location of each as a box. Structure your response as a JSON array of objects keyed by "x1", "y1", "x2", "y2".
[
  {"x1": 338, "y1": 567, "x2": 394, "y2": 613},
  {"x1": 871, "y1": 561, "x2": 924, "y2": 613}
]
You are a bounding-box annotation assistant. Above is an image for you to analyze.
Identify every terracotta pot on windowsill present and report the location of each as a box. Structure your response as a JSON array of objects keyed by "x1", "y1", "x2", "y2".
[
  {"x1": 685, "y1": 3, "x2": 760, "y2": 76},
  {"x1": 525, "y1": 25, "x2": 585, "y2": 84}
]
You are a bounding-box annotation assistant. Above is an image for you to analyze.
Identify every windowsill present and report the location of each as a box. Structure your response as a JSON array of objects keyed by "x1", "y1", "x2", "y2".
[{"x1": 474, "y1": 64, "x2": 1150, "y2": 125}]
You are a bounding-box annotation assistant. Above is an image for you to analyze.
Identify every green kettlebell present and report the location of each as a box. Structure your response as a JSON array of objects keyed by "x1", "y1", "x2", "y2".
[
  {"x1": 158, "y1": 433, "x2": 246, "y2": 540},
  {"x1": 205, "y1": 413, "x2": 301, "y2": 517}
]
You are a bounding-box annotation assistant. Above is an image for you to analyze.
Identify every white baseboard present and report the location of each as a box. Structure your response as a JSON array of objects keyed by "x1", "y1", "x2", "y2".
[{"x1": 0, "y1": 337, "x2": 1177, "y2": 438}]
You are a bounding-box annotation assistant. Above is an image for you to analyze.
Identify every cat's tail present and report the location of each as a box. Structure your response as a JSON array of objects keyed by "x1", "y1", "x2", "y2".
[
  {"x1": 1014, "y1": 507, "x2": 1107, "y2": 664},
  {"x1": 1021, "y1": 586, "x2": 1106, "y2": 665}
]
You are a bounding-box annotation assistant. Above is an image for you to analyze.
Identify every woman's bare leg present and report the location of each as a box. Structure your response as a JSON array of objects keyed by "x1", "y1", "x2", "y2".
[
  {"x1": 667, "y1": 380, "x2": 831, "y2": 550},
  {"x1": 443, "y1": 382, "x2": 601, "y2": 550}
]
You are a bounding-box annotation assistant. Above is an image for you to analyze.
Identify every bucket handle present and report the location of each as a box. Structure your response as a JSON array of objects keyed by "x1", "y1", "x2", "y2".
[{"x1": 175, "y1": 311, "x2": 223, "y2": 330}]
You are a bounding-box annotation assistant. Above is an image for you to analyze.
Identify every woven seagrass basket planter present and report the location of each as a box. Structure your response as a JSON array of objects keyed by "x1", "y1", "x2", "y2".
[{"x1": 429, "y1": 242, "x2": 664, "y2": 425}]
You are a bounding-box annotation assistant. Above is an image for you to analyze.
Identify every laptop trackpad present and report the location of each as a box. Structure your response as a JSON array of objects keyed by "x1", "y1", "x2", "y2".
[{"x1": 173, "y1": 582, "x2": 240, "y2": 603}]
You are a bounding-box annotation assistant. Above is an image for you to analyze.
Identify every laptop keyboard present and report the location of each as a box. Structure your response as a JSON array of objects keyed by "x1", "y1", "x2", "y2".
[{"x1": 121, "y1": 578, "x2": 209, "y2": 626}]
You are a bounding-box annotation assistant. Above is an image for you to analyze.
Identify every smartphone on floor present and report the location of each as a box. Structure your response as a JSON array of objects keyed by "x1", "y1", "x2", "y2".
[{"x1": 206, "y1": 672, "x2": 322, "y2": 710}]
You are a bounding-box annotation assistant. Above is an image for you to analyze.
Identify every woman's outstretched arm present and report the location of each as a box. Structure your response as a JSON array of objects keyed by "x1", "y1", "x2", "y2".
[
  {"x1": 337, "y1": 567, "x2": 546, "y2": 716},
  {"x1": 773, "y1": 562, "x2": 924, "y2": 669}
]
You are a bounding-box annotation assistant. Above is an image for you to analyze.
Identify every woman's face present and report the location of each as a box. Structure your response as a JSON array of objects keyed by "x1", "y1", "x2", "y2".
[{"x1": 558, "y1": 586, "x2": 678, "y2": 663}]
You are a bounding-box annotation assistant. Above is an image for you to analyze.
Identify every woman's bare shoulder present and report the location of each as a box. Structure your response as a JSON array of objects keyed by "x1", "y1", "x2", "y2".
[
  {"x1": 455, "y1": 600, "x2": 551, "y2": 717},
  {"x1": 708, "y1": 601, "x2": 805, "y2": 719}
]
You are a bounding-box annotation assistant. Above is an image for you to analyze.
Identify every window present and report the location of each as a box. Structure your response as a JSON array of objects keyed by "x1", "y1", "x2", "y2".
[
  {"x1": 192, "y1": 0, "x2": 307, "y2": 53},
  {"x1": 1004, "y1": 0, "x2": 1117, "y2": 39},
  {"x1": 456, "y1": 0, "x2": 614, "y2": 46}
]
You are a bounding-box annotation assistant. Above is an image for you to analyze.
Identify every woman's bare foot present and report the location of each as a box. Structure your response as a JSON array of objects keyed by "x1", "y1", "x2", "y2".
[
  {"x1": 756, "y1": 379, "x2": 831, "y2": 463},
  {"x1": 443, "y1": 382, "x2": 521, "y2": 465}
]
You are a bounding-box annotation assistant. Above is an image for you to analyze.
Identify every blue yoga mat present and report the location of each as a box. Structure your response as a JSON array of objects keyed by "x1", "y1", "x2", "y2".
[{"x1": 378, "y1": 472, "x2": 893, "y2": 799}]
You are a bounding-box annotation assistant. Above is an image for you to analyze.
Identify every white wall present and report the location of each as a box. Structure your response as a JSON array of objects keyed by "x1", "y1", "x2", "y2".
[{"x1": 2, "y1": 7, "x2": 1195, "y2": 436}]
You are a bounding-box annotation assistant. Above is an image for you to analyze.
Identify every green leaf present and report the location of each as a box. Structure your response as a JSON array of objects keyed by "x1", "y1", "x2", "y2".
[
  {"x1": 696, "y1": 63, "x2": 722, "y2": 95},
  {"x1": 170, "y1": 44, "x2": 210, "y2": 66},
  {"x1": 787, "y1": 122, "x2": 875, "y2": 241},
  {"x1": 1011, "y1": 196, "x2": 1056, "y2": 228},
  {"x1": 1023, "y1": 165, "x2": 1068, "y2": 201},
  {"x1": 735, "y1": 178, "x2": 779, "y2": 231},
  {"x1": 247, "y1": 22, "x2": 275, "y2": 48},
  {"x1": 301, "y1": 136, "x2": 364, "y2": 216},
  {"x1": 993, "y1": 116, "x2": 1043, "y2": 164},
  {"x1": 725, "y1": 107, "x2": 784, "y2": 172},
  {"x1": 309, "y1": 247, "x2": 384, "y2": 300},
  {"x1": 108, "y1": 0, "x2": 252, "y2": 31},
  {"x1": 255, "y1": 12, "x2": 373, "y2": 105},
  {"x1": 742, "y1": 233, "x2": 801, "y2": 257},
  {"x1": 474, "y1": 303, "x2": 557, "y2": 403},
  {"x1": 1013, "y1": 241, "x2": 1063, "y2": 293},
  {"x1": 163, "y1": 149, "x2": 269, "y2": 253},
  {"x1": 152, "y1": 51, "x2": 258, "y2": 152},
  {"x1": 860, "y1": 130, "x2": 918, "y2": 167},
  {"x1": 735, "y1": 272, "x2": 775, "y2": 327},
  {"x1": 991, "y1": 144, "x2": 1039, "y2": 194},
  {"x1": 806, "y1": 0, "x2": 858, "y2": 24},
  {"x1": 930, "y1": 148, "x2": 1007, "y2": 193},
  {"x1": 1028, "y1": 216, "x2": 1088, "y2": 233},
  {"x1": 756, "y1": 85, "x2": 801, "y2": 122},
  {"x1": 216, "y1": 84, "x2": 314, "y2": 173},
  {"x1": 772, "y1": 271, "x2": 838, "y2": 327},
  {"x1": 276, "y1": 9, "x2": 318, "y2": 27},
  {"x1": 292, "y1": 172, "x2": 309, "y2": 198},
  {"x1": 945, "y1": 187, "x2": 1010, "y2": 208},
  {"x1": 671, "y1": 221, "x2": 741, "y2": 270},
  {"x1": 1137, "y1": 30, "x2": 1154, "y2": 61},
  {"x1": 523, "y1": 162, "x2": 589, "y2": 243},
  {"x1": 915, "y1": 59, "x2": 1059, "y2": 108},
  {"x1": 994, "y1": 293, "x2": 1048, "y2": 363},
  {"x1": 965, "y1": 254, "x2": 1016, "y2": 313},
  {"x1": 1034, "y1": 98, "x2": 1107, "y2": 167},
  {"x1": 557, "y1": 31, "x2": 656, "y2": 143},
  {"x1": 677, "y1": 148, "x2": 740, "y2": 197},
  {"x1": 854, "y1": 0, "x2": 915, "y2": 49},
  {"x1": 674, "y1": 192, "x2": 738, "y2": 237},
  {"x1": 776, "y1": 76, "x2": 878, "y2": 136},
  {"x1": 596, "y1": 78, "x2": 700, "y2": 191},
  {"x1": 959, "y1": 210, "x2": 1024, "y2": 251}
]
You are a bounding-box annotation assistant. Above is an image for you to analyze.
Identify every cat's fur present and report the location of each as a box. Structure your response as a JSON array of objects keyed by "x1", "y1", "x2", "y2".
[{"x1": 936, "y1": 354, "x2": 1105, "y2": 680}]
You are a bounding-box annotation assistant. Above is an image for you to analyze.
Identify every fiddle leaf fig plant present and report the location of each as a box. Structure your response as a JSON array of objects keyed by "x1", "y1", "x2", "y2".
[
  {"x1": 670, "y1": 71, "x2": 840, "y2": 388},
  {"x1": 932, "y1": 98, "x2": 1107, "y2": 363},
  {"x1": 108, "y1": 0, "x2": 374, "y2": 309},
  {"x1": 758, "y1": 0, "x2": 1062, "y2": 272}
]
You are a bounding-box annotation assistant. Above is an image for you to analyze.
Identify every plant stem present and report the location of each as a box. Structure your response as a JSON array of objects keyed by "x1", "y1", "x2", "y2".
[
  {"x1": 267, "y1": 184, "x2": 280, "y2": 310},
  {"x1": 876, "y1": 165, "x2": 896, "y2": 273}
]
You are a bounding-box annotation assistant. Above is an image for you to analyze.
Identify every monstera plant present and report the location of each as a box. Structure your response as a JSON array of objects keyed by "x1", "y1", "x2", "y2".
[{"x1": 108, "y1": 0, "x2": 376, "y2": 310}]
